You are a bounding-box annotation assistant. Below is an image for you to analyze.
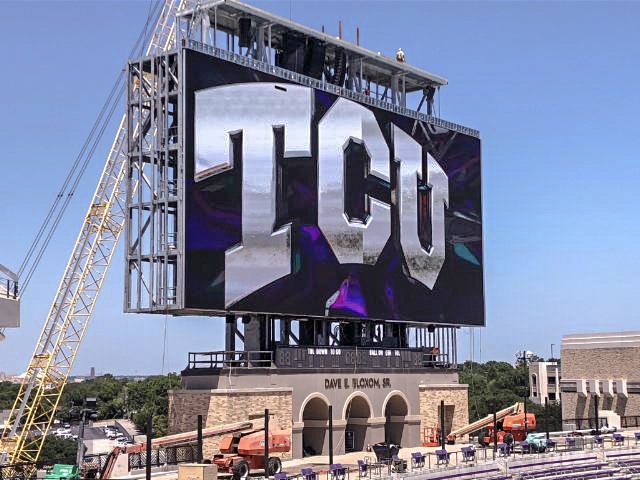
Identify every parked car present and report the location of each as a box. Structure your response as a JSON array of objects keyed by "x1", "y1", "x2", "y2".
[
  {"x1": 116, "y1": 437, "x2": 132, "y2": 447},
  {"x1": 105, "y1": 430, "x2": 121, "y2": 439}
]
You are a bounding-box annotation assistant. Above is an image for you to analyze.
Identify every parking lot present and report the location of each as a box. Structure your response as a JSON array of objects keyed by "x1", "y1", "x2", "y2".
[{"x1": 50, "y1": 421, "x2": 135, "y2": 455}]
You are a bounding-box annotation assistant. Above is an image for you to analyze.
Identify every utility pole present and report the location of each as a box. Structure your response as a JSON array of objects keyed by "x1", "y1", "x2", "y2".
[
  {"x1": 197, "y1": 415, "x2": 203, "y2": 463},
  {"x1": 328, "y1": 405, "x2": 334, "y2": 466},
  {"x1": 75, "y1": 397, "x2": 96, "y2": 469},
  {"x1": 264, "y1": 409, "x2": 269, "y2": 477},
  {"x1": 146, "y1": 416, "x2": 153, "y2": 480},
  {"x1": 521, "y1": 350, "x2": 529, "y2": 436},
  {"x1": 75, "y1": 398, "x2": 86, "y2": 468},
  {"x1": 492, "y1": 410, "x2": 498, "y2": 460},
  {"x1": 594, "y1": 394, "x2": 600, "y2": 436},
  {"x1": 544, "y1": 397, "x2": 550, "y2": 440},
  {"x1": 439, "y1": 400, "x2": 446, "y2": 450}
]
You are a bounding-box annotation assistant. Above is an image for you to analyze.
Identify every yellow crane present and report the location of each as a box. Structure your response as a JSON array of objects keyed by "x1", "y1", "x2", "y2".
[{"x1": 0, "y1": 0, "x2": 186, "y2": 468}]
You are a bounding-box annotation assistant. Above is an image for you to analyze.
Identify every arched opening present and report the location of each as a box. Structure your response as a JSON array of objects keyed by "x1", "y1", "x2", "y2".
[
  {"x1": 384, "y1": 393, "x2": 408, "y2": 446},
  {"x1": 344, "y1": 394, "x2": 371, "y2": 452},
  {"x1": 301, "y1": 395, "x2": 329, "y2": 457}
]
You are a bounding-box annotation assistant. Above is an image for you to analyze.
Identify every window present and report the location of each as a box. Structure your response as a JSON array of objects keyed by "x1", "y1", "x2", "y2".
[
  {"x1": 549, "y1": 392, "x2": 556, "y2": 401},
  {"x1": 547, "y1": 376, "x2": 556, "y2": 385},
  {"x1": 531, "y1": 374, "x2": 537, "y2": 386}
]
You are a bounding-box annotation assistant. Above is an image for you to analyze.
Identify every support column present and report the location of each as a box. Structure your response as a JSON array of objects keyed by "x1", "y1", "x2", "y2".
[
  {"x1": 200, "y1": 12, "x2": 209, "y2": 44},
  {"x1": 243, "y1": 316, "x2": 262, "y2": 351},
  {"x1": 280, "y1": 319, "x2": 291, "y2": 345},
  {"x1": 225, "y1": 315, "x2": 236, "y2": 352}
]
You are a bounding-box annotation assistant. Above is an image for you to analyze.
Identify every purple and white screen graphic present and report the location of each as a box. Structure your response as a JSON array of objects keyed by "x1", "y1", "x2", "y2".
[{"x1": 184, "y1": 51, "x2": 483, "y2": 325}]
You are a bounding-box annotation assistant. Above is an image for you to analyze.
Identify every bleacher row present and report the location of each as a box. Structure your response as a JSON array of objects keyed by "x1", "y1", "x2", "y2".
[
  {"x1": 406, "y1": 449, "x2": 640, "y2": 480},
  {"x1": 277, "y1": 447, "x2": 640, "y2": 480}
]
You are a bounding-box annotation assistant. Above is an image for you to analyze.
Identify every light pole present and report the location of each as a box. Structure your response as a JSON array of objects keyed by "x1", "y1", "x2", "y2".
[{"x1": 521, "y1": 350, "x2": 529, "y2": 436}]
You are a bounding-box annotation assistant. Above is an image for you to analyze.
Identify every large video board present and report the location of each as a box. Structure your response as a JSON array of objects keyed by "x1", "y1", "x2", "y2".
[{"x1": 183, "y1": 49, "x2": 484, "y2": 325}]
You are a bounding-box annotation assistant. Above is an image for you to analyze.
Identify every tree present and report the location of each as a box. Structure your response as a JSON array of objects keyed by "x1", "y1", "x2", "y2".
[
  {"x1": 129, "y1": 374, "x2": 180, "y2": 437},
  {"x1": 460, "y1": 360, "x2": 562, "y2": 432},
  {"x1": 0, "y1": 382, "x2": 19, "y2": 410},
  {"x1": 0, "y1": 373, "x2": 181, "y2": 440},
  {"x1": 38, "y1": 436, "x2": 77, "y2": 465},
  {"x1": 58, "y1": 375, "x2": 128, "y2": 421}
]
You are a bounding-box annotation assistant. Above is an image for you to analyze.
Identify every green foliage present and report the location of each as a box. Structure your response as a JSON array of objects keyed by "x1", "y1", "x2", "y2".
[
  {"x1": 528, "y1": 401, "x2": 564, "y2": 432},
  {"x1": 460, "y1": 360, "x2": 562, "y2": 432},
  {"x1": 129, "y1": 374, "x2": 181, "y2": 437},
  {"x1": 0, "y1": 381, "x2": 19, "y2": 410},
  {"x1": 58, "y1": 375, "x2": 128, "y2": 422},
  {"x1": 0, "y1": 374, "x2": 180, "y2": 440},
  {"x1": 39, "y1": 436, "x2": 77, "y2": 465}
]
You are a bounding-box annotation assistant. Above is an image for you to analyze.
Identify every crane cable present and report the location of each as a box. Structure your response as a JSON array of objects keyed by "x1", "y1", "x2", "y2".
[{"x1": 16, "y1": 0, "x2": 165, "y2": 295}]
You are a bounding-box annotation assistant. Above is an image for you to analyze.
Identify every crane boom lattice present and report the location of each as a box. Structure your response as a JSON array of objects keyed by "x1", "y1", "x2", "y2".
[{"x1": 0, "y1": 0, "x2": 186, "y2": 467}]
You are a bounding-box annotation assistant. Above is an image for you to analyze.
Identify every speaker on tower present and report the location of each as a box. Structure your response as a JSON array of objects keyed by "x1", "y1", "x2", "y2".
[
  {"x1": 276, "y1": 33, "x2": 305, "y2": 73},
  {"x1": 331, "y1": 47, "x2": 347, "y2": 86},
  {"x1": 303, "y1": 39, "x2": 326, "y2": 79},
  {"x1": 238, "y1": 18, "x2": 252, "y2": 48}
]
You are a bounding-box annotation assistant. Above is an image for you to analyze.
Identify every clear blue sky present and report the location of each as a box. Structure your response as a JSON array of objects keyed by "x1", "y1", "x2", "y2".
[{"x1": 1, "y1": 1, "x2": 638, "y2": 375}]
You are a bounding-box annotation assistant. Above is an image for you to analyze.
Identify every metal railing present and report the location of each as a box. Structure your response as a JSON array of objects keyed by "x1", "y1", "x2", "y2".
[
  {"x1": 187, "y1": 350, "x2": 274, "y2": 369},
  {"x1": 622, "y1": 416, "x2": 640, "y2": 429},
  {"x1": 186, "y1": 346, "x2": 454, "y2": 371},
  {"x1": 563, "y1": 418, "x2": 609, "y2": 430},
  {"x1": 128, "y1": 445, "x2": 196, "y2": 471},
  {"x1": 185, "y1": 39, "x2": 480, "y2": 139},
  {"x1": 82, "y1": 453, "x2": 110, "y2": 475},
  {"x1": 0, "y1": 278, "x2": 18, "y2": 300}
]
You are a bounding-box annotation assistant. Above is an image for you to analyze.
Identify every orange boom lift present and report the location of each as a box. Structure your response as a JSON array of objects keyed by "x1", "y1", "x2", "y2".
[{"x1": 213, "y1": 429, "x2": 291, "y2": 480}]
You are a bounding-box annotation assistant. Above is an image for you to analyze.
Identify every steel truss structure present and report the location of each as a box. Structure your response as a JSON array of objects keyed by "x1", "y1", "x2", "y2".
[
  {"x1": 125, "y1": 52, "x2": 181, "y2": 312},
  {"x1": 0, "y1": 0, "x2": 187, "y2": 468}
]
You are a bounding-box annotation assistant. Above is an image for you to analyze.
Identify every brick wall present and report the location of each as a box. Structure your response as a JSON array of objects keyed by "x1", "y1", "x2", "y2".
[
  {"x1": 168, "y1": 388, "x2": 293, "y2": 459},
  {"x1": 419, "y1": 384, "x2": 469, "y2": 440},
  {"x1": 562, "y1": 347, "x2": 640, "y2": 380},
  {"x1": 561, "y1": 345, "x2": 640, "y2": 425}
]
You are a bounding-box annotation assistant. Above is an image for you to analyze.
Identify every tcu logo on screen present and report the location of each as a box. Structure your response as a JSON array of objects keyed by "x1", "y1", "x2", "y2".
[{"x1": 195, "y1": 83, "x2": 448, "y2": 306}]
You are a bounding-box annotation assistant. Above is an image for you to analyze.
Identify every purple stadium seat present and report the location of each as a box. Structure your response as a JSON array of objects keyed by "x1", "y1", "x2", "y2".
[
  {"x1": 461, "y1": 446, "x2": 475, "y2": 462},
  {"x1": 410, "y1": 452, "x2": 425, "y2": 469},
  {"x1": 435, "y1": 449, "x2": 449, "y2": 465},
  {"x1": 301, "y1": 468, "x2": 317, "y2": 480},
  {"x1": 330, "y1": 464, "x2": 346, "y2": 480}
]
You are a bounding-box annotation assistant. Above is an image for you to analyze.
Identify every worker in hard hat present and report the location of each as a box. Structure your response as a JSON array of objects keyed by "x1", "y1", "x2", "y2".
[{"x1": 396, "y1": 48, "x2": 405, "y2": 63}]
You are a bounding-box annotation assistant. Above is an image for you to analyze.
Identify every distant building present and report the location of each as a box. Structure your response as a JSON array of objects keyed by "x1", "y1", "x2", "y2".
[
  {"x1": 0, "y1": 409, "x2": 10, "y2": 429},
  {"x1": 529, "y1": 361, "x2": 561, "y2": 404},
  {"x1": 560, "y1": 331, "x2": 640, "y2": 431}
]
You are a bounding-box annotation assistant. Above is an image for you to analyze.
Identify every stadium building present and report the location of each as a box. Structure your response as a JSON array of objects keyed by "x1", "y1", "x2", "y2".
[{"x1": 560, "y1": 331, "x2": 640, "y2": 431}]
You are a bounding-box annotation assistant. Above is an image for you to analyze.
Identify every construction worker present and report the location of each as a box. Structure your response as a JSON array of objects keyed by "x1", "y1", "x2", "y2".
[{"x1": 396, "y1": 48, "x2": 405, "y2": 63}]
